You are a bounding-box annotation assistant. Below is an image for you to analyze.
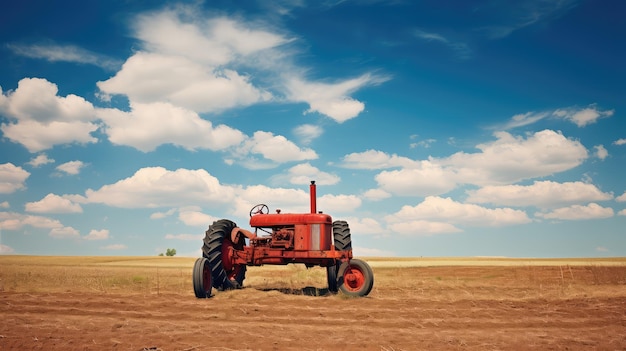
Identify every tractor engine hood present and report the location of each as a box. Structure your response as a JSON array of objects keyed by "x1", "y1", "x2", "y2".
[{"x1": 250, "y1": 213, "x2": 332, "y2": 227}]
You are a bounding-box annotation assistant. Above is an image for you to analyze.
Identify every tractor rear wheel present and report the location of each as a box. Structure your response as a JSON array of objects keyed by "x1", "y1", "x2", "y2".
[
  {"x1": 192, "y1": 257, "x2": 212, "y2": 298},
  {"x1": 337, "y1": 258, "x2": 374, "y2": 297},
  {"x1": 327, "y1": 221, "x2": 352, "y2": 293},
  {"x1": 202, "y1": 219, "x2": 247, "y2": 290}
]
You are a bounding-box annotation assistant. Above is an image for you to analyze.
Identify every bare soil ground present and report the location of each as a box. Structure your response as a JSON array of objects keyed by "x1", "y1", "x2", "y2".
[{"x1": 1, "y1": 256, "x2": 626, "y2": 350}]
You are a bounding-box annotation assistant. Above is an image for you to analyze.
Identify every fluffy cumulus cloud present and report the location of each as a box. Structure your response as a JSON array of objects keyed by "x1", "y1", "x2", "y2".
[
  {"x1": 98, "y1": 102, "x2": 245, "y2": 152},
  {"x1": 386, "y1": 196, "x2": 531, "y2": 230},
  {"x1": 233, "y1": 131, "x2": 317, "y2": 168},
  {"x1": 617, "y1": 192, "x2": 626, "y2": 202},
  {"x1": 341, "y1": 150, "x2": 415, "y2": 170},
  {"x1": 278, "y1": 163, "x2": 340, "y2": 186},
  {"x1": 25, "y1": 193, "x2": 83, "y2": 214},
  {"x1": 27, "y1": 154, "x2": 54, "y2": 167},
  {"x1": 375, "y1": 160, "x2": 458, "y2": 196},
  {"x1": 0, "y1": 78, "x2": 99, "y2": 152},
  {"x1": 97, "y1": 52, "x2": 272, "y2": 113},
  {"x1": 178, "y1": 207, "x2": 218, "y2": 227},
  {"x1": 0, "y1": 163, "x2": 30, "y2": 194},
  {"x1": 553, "y1": 105, "x2": 614, "y2": 127},
  {"x1": 536, "y1": 203, "x2": 614, "y2": 220},
  {"x1": 440, "y1": 130, "x2": 588, "y2": 185},
  {"x1": 344, "y1": 130, "x2": 588, "y2": 197},
  {"x1": 84, "y1": 229, "x2": 110, "y2": 240},
  {"x1": 85, "y1": 167, "x2": 236, "y2": 209},
  {"x1": 96, "y1": 6, "x2": 381, "y2": 124},
  {"x1": 594, "y1": 145, "x2": 608, "y2": 160},
  {"x1": 318, "y1": 194, "x2": 362, "y2": 214},
  {"x1": 466, "y1": 181, "x2": 613, "y2": 208},
  {"x1": 56, "y1": 161, "x2": 85, "y2": 175},
  {"x1": 285, "y1": 74, "x2": 388, "y2": 123},
  {"x1": 0, "y1": 211, "x2": 78, "y2": 238}
]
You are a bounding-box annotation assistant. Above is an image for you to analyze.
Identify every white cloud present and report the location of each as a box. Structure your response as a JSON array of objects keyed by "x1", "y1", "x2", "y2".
[
  {"x1": 318, "y1": 194, "x2": 362, "y2": 214},
  {"x1": 618, "y1": 209, "x2": 626, "y2": 216},
  {"x1": 341, "y1": 149, "x2": 415, "y2": 169},
  {"x1": 49, "y1": 226, "x2": 80, "y2": 239},
  {"x1": 440, "y1": 130, "x2": 588, "y2": 185},
  {"x1": 0, "y1": 78, "x2": 99, "y2": 152},
  {"x1": 341, "y1": 217, "x2": 386, "y2": 236},
  {"x1": 56, "y1": 160, "x2": 85, "y2": 175},
  {"x1": 27, "y1": 154, "x2": 54, "y2": 167},
  {"x1": 0, "y1": 202, "x2": 8, "y2": 209},
  {"x1": 346, "y1": 130, "x2": 588, "y2": 197},
  {"x1": 594, "y1": 145, "x2": 608, "y2": 160},
  {"x1": 616, "y1": 192, "x2": 626, "y2": 202},
  {"x1": 554, "y1": 105, "x2": 614, "y2": 127},
  {"x1": 0, "y1": 212, "x2": 66, "y2": 231},
  {"x1": 97, "y1": 102, "x2": 245, "y2": 152},
  {"x1": 293, "y1": 124, "x2": 323, "y2": 145},
  {"x1": 466, "y1": 181, "x2": 613, "y2": 208},
  {"x1": 0, "y1": 163, "x2": 30, "y2": 194},
  {"x1": 234, "y1": 131, "x2": 317, "y2": 167},
  {"x1": 614, "y1": 138, "x2": 626, "y2": 146},
  {"x1": 85, "y1": 167, "x2": 236, "y2": 209},
  {"x1": 285, "y1": 74, "x2": 388, "y2": 123},
  {"x1": 8, "y1": 43, "x2": 122, "y2": 71},
  {"x1": 84, "y1": 229, "x2": 109, "y2": 240},
  {"x1": 375, "y1": 160, "x2": 458, "y2": 196},
  {"x1": 536, "y1": 203, "x2": 614, "y2": 220},
  {"x1": 276, "y1": 163, "x2": 340, "y2": 186},
  {"x1": 386, "y1": 196, "x2": 531, "y2": 228},
  {"x1": 98, "y1": 53, "x2": 272, "y2": 113},
  {"x1": 178, "y1": 208, "x2": 217, "y2": 227},
  {"x1": 134, "y1": 10, "x2": 289, "y2": 66},
  {"x1": 498, "y1": 105, "x2": 613, "y2": 130},
  {"x1": 25, "y1": 193, "x2": 83, "y2": 214},
  {"x1": 150, "y1": 208, "x2": 177, "y2": 219}
]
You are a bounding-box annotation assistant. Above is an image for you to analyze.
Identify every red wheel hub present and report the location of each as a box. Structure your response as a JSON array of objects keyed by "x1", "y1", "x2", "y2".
[{"x1": 343, "y1": 265, "x2": 366, "y2": 291}]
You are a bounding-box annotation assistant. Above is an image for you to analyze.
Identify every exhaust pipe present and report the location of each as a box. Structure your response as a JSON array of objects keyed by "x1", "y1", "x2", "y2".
[{"x1": 310, "y1": 180, "x2": 317, "y2": 214}]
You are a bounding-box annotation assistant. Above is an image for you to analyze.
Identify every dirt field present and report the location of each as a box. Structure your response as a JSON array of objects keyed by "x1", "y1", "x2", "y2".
[{"x1": 1, "y1": 256, "x2": 626, "y2": 350}]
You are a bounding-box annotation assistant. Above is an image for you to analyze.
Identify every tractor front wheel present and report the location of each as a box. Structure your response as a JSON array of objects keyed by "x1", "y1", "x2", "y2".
[
  {"x1": 192, "y1": 257, "x2": 212, "y2": 298},
  {"x1": 337, "y1": 258, "x2": 374, "y2": 297}
]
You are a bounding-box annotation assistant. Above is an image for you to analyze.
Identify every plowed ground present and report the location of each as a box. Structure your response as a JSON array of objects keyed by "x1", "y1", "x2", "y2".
[{"x1": 1, "y1": 257, "x2": 626, "y2": 350}]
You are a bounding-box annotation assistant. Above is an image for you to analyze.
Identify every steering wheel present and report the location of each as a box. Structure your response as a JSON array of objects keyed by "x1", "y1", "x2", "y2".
[{"x1": 249, "y1": 204, "x2": 269, "y2": 217}]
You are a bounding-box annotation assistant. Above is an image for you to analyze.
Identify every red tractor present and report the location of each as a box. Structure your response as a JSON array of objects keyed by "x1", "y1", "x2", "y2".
[{"x1": 193, "y1": 181, "x2": 374, "y2": 298}]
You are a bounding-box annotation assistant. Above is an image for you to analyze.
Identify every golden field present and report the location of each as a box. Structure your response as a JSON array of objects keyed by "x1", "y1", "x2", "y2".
[{"x1": 1, "y1": 255, "x2": 626, "y2": 350}]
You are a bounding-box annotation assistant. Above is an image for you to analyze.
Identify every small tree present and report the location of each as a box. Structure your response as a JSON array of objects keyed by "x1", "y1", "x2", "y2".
[{"x1": 165, "y1": 248, "x2": 177, "y2": 257}]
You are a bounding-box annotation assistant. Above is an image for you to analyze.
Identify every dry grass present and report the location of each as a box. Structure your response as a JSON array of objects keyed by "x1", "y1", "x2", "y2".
[{"x1": 1, "y1": 255, "x2": 625, "y2": 300}]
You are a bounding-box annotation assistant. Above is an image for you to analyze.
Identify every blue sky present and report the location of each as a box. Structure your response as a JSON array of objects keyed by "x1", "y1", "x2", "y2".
[{"x1": 1, "y1": 0, "x2": 624, "y2": 258}]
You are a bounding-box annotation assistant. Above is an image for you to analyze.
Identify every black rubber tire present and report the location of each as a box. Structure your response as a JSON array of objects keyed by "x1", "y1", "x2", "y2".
[
  {"x1": 202, "y1": 219, "x2": 246, "y2": 290},
  {"x1": 327, "y1": 221, "x2": 352, "y2": 293},
  {"x1": 192, "y1": 257, "x2": 212, "y2": 298},
  {"x1": 333, "y1": 220, "x2": 352, "y2": 251},
  {"x1": 326, "y1": 265, "x2": 338, "y2": 293},
  {"x1": 337, "y1": 258, "x2": 374, "y2": 297}
]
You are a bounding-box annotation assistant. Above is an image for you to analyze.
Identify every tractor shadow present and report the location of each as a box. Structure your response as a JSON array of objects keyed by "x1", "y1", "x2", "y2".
[{"x1": 255, "y1": 286, "x2": 333, "y2": 297}]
